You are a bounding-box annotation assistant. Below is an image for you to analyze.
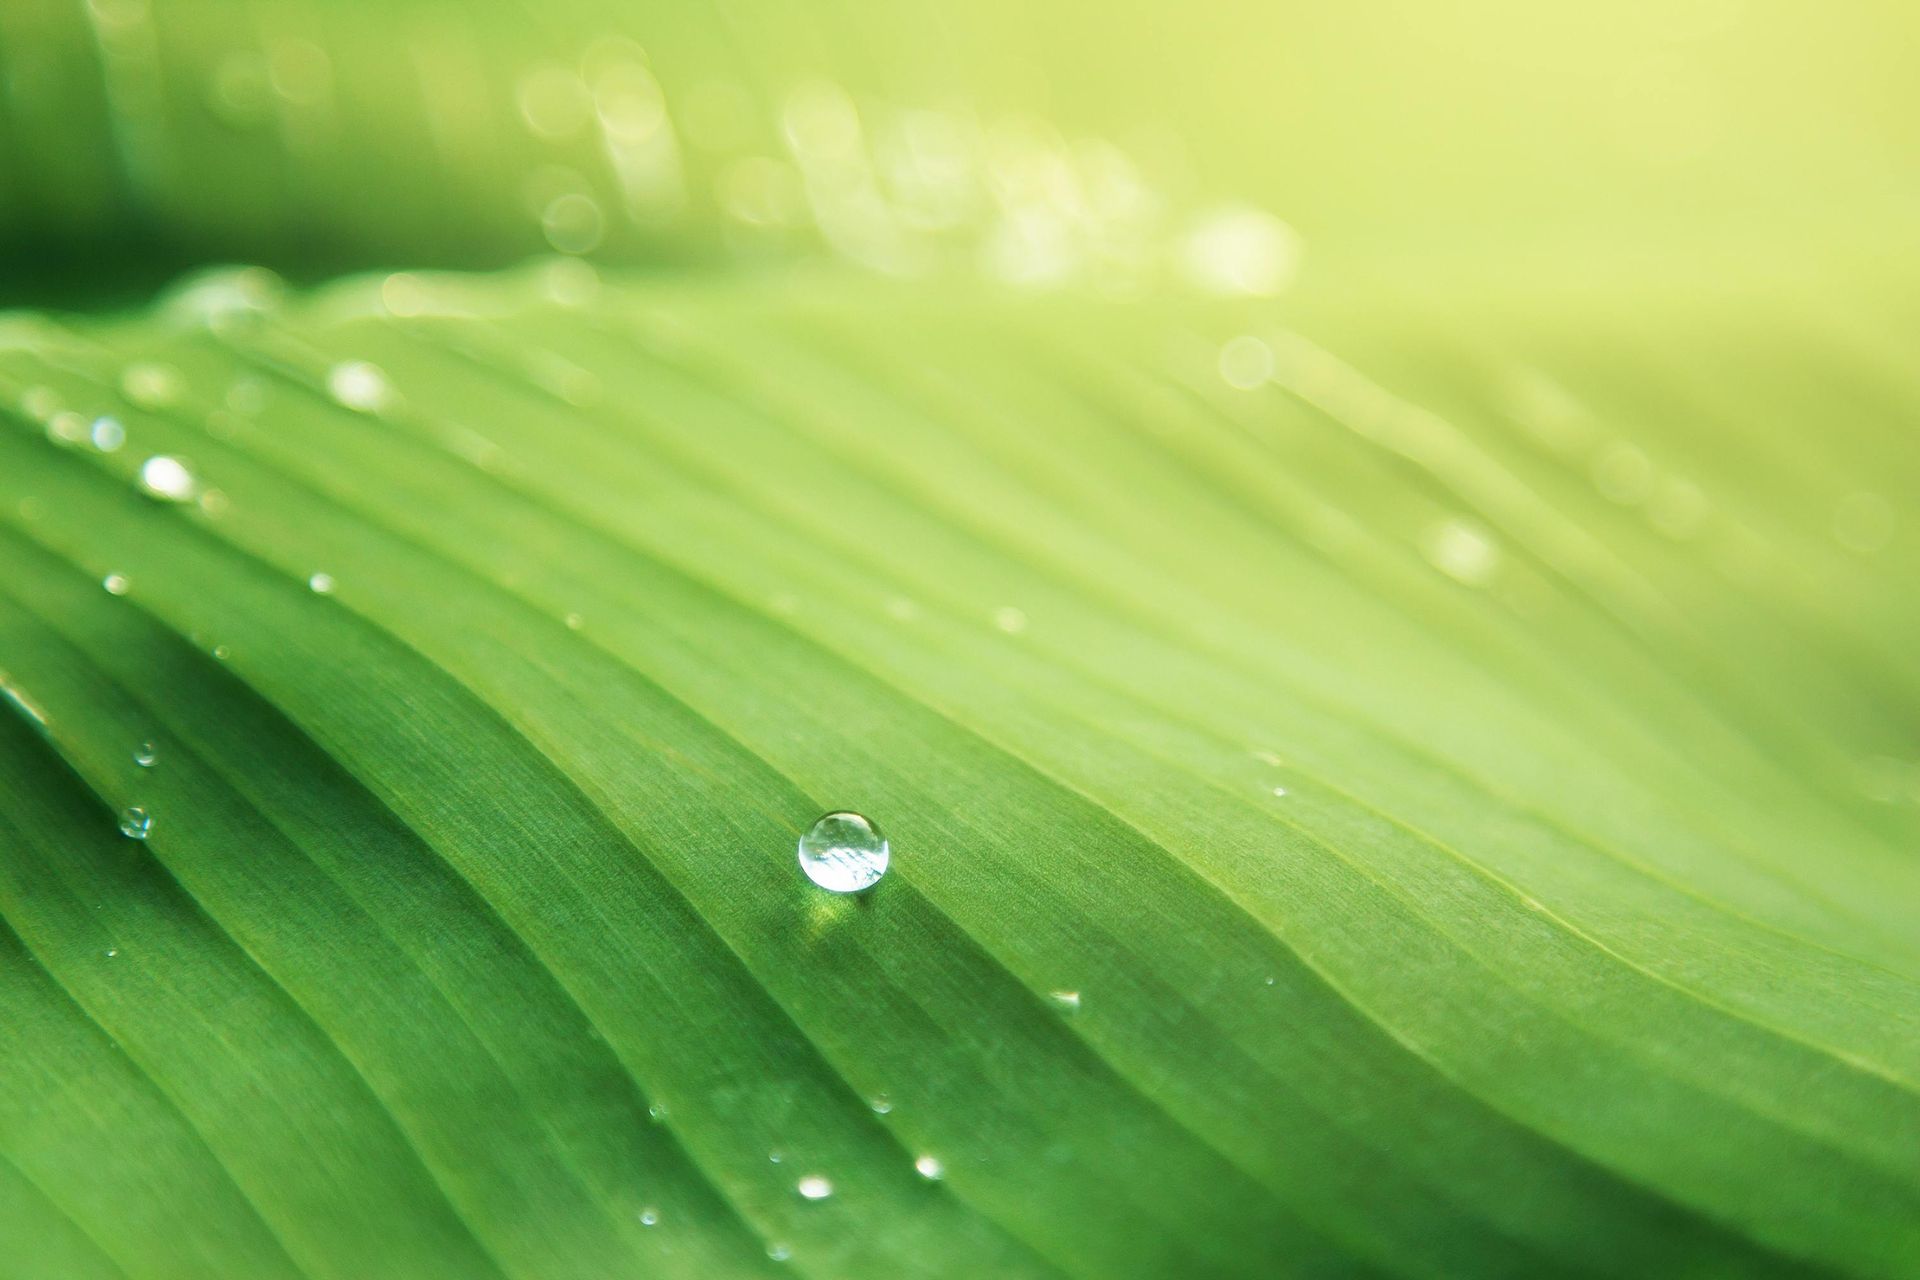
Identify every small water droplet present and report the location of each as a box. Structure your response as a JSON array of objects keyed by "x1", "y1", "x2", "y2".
[
  {"x1": 638, "y1": 1207, "x2": 659, "y2": 1226},
  {"x1": 914, "y1": 1154, "x2": 944, "y2": 1181},
  {"x1": 119, "y1": 806, "x2": 152, "y2": 840},
  {"x1": 211, "y1": 645, "x2": 231, "y2": 662},
  {"x1": 1218, "y1": 335, "x2": 1275, "y2": 390},
  {"x1": 89, "y1": 416, "x2": 126, "y2": 453},
  {"x1": 121, "y1": 363, "x2": 184, "y2": 409},
  {"x1": 47, "y1": 411, "x2": 88, "y2": 445},
  {"x1": 134, "y1": 742, "x2": 157, "y2": 768},
  {"x1": 993, "y1": 606, "x2": 1029, "y2": 634},
  {"x1": 1271, "y1": 786, "x2": 1288, "y2": 798},
  {"x1": 328, "y1": 361, "x2": 394, "y2": 413},
  {"x1": 795, "y1": 1174, "x2": 833, "y2": 1201},
  {"x1": 308, "y1": 572, "x2": 335, "y2": 594},
  {"x1": 138, "y1": 455, "x2": 199, "y2": 503},
  {"x1": 564, "y1": 612, "x2": 585, "y2": 630},
  {"x1": 102, "y1": 573, "x2": 130, "y2": 596},
  {"x1": 768, "y1": 1150, "x2": 784, "y2": 1164},
  {"x1": 1049, "y1": 990, "x2": 1081, "y2": 1013},
  {"x1": 1423, "y1": 518, "x2": 1499, "y2": 587},
  {"x1": 798, "y1": 811, "x2": 890, "y2": 894},
  {"x1": 1264, "y1": 976, "x2": 1276, "y2": 986},
  {"x1": 105, "y1": 948, "x2": 119, "y2": 958},
  {"x1": 767, "y1": 1242, "x2": 792, "y2": 1263},
  {"x1": 868, "y1": 1094, "x2": 892, "y2": 1115},
  {"x1": 648, "y1": 1103, "x2": 668, "y2": 1123}
]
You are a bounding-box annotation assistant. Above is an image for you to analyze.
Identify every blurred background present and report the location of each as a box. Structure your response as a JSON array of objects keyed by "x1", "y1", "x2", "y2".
[{"x1": 4, "y1": 0, "x2": 1917, "y2": 304}]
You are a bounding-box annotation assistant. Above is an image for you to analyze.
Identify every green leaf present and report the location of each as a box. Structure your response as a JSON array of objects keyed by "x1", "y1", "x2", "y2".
[{"x1": 0, "y1": 262, "x2": 1916, "y2": 1278}]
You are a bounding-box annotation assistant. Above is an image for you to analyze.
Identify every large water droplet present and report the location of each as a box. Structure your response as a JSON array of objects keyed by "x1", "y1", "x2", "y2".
[
  {"x1": 134, "y1": 742, "x2": 157, "y2": 768},
  {"x1": 638, "y1": 1207, "x2": 659, "y2": 1226},
  {"x1": 1049, "y1": 990, "x2": 1081, "y2": 1013},
  {"x1": 914, "y1": 1154, "x2": 944, "y2": 1181},
  {"x1": 798, "y1": 811, "x2": 889, "y2": 893},
  {"x1": 119, "y1": 806, "x2": 152, "y2": 840},
  {"x1": 102, "y1": 573, "x2": 130, "y2": 596},
  {"x1": 308, "y1": 572, "x2": 335, "y2": 595},
  {"x1": 795, "y1": 1175, "x2": 833, "y2": 1201}
]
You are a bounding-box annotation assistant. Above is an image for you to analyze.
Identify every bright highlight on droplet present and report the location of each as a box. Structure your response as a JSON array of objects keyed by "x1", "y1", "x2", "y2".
[
  {"x1": 328, "y1": 361, "x2": 393, "y2": 413},
  {"x1": 102, "y1": 573, "x2": 130, "y2": 596},
  {"x1": 134, "y1": 742, "x2": 157, "y2": 768},
  {"x1": 119, "y1": 806, "x2": 152, "y2": 840},
  {"x1": 138, "y1": 455, "x2": 199, "y2": 502},
  {"x1": 1050, "y1": 990, "x2": 1081, "y2": 1013},
  {"x1": 796, "y1": 1175, "x2": 833, "y2": 1201},
  {"x1": 638, "y1": 1207, "x2": 659, "y2": 1226},
  {"x1": 914, "y1": 1155, "x2": 944, "y2": 1181},
  {"x1": 798, "y1": 811, "x2": 890, "y2": 893},
  {"x1": 308, "y1": 572, "x2": 335, "y2": 595}
]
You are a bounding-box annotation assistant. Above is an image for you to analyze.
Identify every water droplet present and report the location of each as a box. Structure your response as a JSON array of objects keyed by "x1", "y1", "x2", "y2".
[
  {"x1": 105, "y1": 948, "x2": 119, "y2": 958},
  {"x1": 993, "y1": 606, "x2": 1028, "y2": 634},
  {"x1": 138, "y1": 455, "x2": 199, "y2": 503},
  {"x1": 914, "y1": 1154, "x2": 944, "y2": 1181},
  {"x1": 541, "y1": 192, "x2": 607, "y2": 256},
  {"x1": 89, "y1": 416, "x2": 126, "y2": 453},
  {"x1": 564, "y1": 612, "x2": 585, "y2": 630},
  {"x1": 798, "y1": 811, "x2": 890, "y2": 894},
  {"x1": 121, "y1": 363, "x2": 184, "y2": 409},
  {"x1": 1271, "y1": 786, "x2": 1288, "y2": 798},
  {"x1": 47, "y1": 412, "x2": 88, "y2": 445},
  {"x1": 767, "y1": 1243, "x2": 792, "y2": 1263},
  {"x1": 134, "y1": 742, "x2": 157, "y2": 768},
  {"x1": 1178, "y1": 205, "x2": 1301, "y2": 297},
  {"x1": 328, "y1": 361, "x2": 393, "y2": 413},
  {"x1": 648, "y1": 1103, "x2": 668, "y2": 1123},
  {"x1": 1218, "y1": 335, "x2": 1275, "y2": 390},
  {"x1": 1049, "y1": 990, "x2": 1081, "y2": 1013},
  {"x1": 211, "y1": 645, "x2": 231, "y2": 662},
  {"x1": 868, "y1": 1094, "x2": 893, "y2": 1115},
  {"x1": 795, "y1": 1175, "x2": 833, "y2": 1201},
  {"x1": 102, "y1": 573, "x2": 130, "y2": 596},
  {"x1": 638, "y1": 1207, "x2": 659, "y2": 1226},
  {"x1": 308, "y1": 572, "x2": 335, "y2": 595},
  {"x1": 1264, "y1": 976, "x2": 1276, "y2": 986},
  {"x1": 119, "y1": 806, "x2": 152, "y2": 840},
  {"x1": 1423, "y1": 518, "x2": 1499, "y2": 587}
]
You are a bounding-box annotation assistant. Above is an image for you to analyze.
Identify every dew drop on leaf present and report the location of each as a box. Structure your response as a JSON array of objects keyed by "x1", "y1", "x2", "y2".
[
  {"x1": 139, "y1": 455, "x2": 198, "y2": 503},
  {"x1": 102, "y1": 573, "x2": 130, "y2": 596},
  {"x1": 308, "y1": 572, "x2": 335, "y2": 594},
  {"x1": 795, "y1": 1175, "x2": 832, "y2": 1201},
  {"x1": 914, "y1": 1155, "x2": 945, "y2": 1181},
  {"x1": 328, "y1": 361, "x2": 393, "y2": 413},
  {"x1": 638, "y1": 1207, "x2": 659, "y2": 1226},
  {"x1": 1049, "y1": 990, "x2": 1081, "y2": 1013},
  {"x1": 134, "y1": 742, "x2": 157, "y2": 768},
  {"x1": 798, "y1": 811, "x2": 889, "y2": 893},
  {"x1": 118, "y1": 806, "x2": 152, "y2": 840}
]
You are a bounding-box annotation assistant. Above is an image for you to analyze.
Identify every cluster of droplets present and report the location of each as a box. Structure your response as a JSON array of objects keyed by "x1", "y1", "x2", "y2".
[{"x1": 492, "y1": 37, "x2": 1299, "y2": 295}]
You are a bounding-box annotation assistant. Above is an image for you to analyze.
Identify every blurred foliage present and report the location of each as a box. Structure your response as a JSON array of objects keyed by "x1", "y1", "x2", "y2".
[{"x1": 2, "y1": 2, "x2": 1919, "y2": 1279}]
